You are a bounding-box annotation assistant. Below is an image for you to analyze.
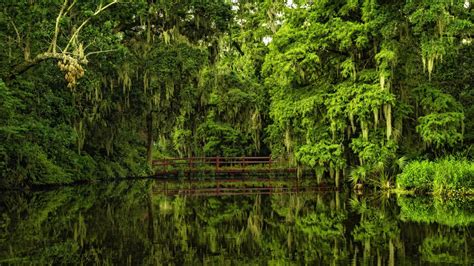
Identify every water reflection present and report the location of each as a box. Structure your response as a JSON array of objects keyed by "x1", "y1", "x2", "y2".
[{"x1": 0, "y1": 180, "x2": 472, "y2": 265}]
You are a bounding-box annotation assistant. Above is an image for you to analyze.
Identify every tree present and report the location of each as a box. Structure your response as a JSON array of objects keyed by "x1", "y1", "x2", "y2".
[{"x1": 262, "y1": 0, "x2": 472, "y2": 186}]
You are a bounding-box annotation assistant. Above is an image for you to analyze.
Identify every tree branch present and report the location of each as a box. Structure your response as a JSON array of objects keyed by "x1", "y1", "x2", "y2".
[
  {"x1": 64, "y1": 0, "x2": 77, "y2": 16},
  {"x1": 85, "y1": 49, "x2": 119, "y2": 57},
  {"x1": 5, "y1": 52, "x2": 87, "y2": 82},
  {"x1": 50, "y1": 0, "x2": 69, "y2": 53},
  {"x1": 63, "y1": 0, "x2": 119, "y2": 53},
  {"x1": 9, "y1": 20, "x2": 21, "y2": 44},
  {"x1": 5, "y1": 0, "x2": 118, "y2": 83}
]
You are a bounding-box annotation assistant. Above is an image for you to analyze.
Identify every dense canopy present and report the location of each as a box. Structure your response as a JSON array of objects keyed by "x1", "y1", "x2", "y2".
[{"x1": 0, "y1": 0, "x2": 472, "y2": 188}]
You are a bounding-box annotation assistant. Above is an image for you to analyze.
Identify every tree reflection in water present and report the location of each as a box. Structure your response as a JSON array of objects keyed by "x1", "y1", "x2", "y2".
[{"x1": 0, "y1": 180, "x2": 472, "y2": 265}]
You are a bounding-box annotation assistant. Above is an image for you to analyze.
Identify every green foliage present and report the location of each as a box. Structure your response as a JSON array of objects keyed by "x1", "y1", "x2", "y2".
[
  {"x1": 0, "y1": 0, "x2": 231, "y2": 187},
  {"x1": 295, "y1": 142, "x2": 345, "y2": 172},
  {"x1": 197, "y1": 114, "x2": 253, "y2": 157},
  {"x1": 0, "y1": 0, "x2": 472, "y2": 188},
  {"x1": 396, "y1": 161, "x2": 435, "y2": 191},
  {"x1": 417, "y1": 112, "x2": 464, "y2": 148},
  {"x1": 432, "y1": 158, "x2": 474, "y2": 192},
  {"x1": 397, "y1": 158, "x2": 474, "y2": 193},
  {"x1": 172, "y1": 129, "x2": 192, "y2": 157},
  {"x1": 260, "y1": 0, "x2": 472, "y2": 187}
]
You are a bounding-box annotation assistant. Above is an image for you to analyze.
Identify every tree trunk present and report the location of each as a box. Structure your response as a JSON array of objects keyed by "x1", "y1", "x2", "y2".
[
  {"x1": 385, "y1": 104, "x2": 392, "y2": 140},
  {"x1": 146, "y1": 112, "x2": 153, "y2": 166}
]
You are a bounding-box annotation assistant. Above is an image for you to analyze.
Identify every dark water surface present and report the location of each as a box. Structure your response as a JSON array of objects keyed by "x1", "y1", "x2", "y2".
[{"x1": 0, "y1": 179, "x2": 472, "y2": 265}]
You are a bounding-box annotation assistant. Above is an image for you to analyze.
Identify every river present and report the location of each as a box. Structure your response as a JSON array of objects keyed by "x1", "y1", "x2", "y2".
[{"x1": 0, "y1": 179, "x2": 472, "y2": 265}]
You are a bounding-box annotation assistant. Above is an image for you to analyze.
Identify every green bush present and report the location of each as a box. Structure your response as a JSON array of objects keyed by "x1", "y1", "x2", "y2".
[
  {"x1": 396, "y1": 160, "x2": 435, "y2": 191},
  {"x1": 396, "y1": 158, "x2": 474, "y2": 193},
  {"x1": 432, "y1": 158, "x2": 474, "y2": 192}
]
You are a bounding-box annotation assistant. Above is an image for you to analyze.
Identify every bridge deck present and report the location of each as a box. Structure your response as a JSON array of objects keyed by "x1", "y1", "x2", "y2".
[{"x1": 152, "y1": 156, "x2": 296, "y2": 176}]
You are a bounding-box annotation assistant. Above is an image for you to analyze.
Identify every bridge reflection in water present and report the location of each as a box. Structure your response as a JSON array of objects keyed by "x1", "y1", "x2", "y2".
[
  {"x1": 152, "y1": 178, "x2": 335, "y2": 197},
  {"x1": 151, "y1": 157, "x2": 323, "y2": 196}
]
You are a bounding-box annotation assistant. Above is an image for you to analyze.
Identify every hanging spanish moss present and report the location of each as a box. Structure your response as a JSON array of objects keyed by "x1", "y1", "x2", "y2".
[{"x1": 0, "y1": 0, "x2": 471, "y2": 190}]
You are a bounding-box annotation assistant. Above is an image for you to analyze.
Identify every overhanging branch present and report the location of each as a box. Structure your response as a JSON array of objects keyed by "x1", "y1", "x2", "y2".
[
  {"x1": 6, "y1": 52, "x2": 87, "y2": 81},
  {"x1": 5, "y1": 0, "x2": 119, "y2": 84}
]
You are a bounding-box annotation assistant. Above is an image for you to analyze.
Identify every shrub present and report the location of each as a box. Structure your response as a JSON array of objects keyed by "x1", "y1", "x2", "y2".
[
  {"x1": 396, "y1": 160, "x2": 435, "y2": 191},
  {"x1": 432, "y1": 158, "x2": 474, "y2": 192},
  {"x1": 396, "y1": 158, "x2": 474, "y2": 193}
]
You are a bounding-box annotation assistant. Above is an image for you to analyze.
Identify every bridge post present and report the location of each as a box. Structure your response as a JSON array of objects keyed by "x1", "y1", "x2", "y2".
[{"x1": 216, "y1": 156, "x2": 220, "y2": 171}]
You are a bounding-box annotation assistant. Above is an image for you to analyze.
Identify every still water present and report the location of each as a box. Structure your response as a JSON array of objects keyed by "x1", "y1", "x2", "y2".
[{"x1": 0, "y1": 179, "x2": 472, "y2": 265}]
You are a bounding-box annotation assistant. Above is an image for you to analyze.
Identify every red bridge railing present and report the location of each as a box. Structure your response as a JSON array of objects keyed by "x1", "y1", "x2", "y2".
[{"x1": 152, "y1": 156, "x2": 273, "y2": 171}]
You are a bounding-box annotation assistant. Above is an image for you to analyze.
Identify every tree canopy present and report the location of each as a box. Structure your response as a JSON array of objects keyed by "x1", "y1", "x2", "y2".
[{"x1": 0, "y1": 0, "x2": 472, "y2": 188}]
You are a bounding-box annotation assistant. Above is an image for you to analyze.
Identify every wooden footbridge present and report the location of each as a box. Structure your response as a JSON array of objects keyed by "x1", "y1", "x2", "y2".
[{"x1": 152, "y1": 156, "x2": 297, "y2": 177}]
